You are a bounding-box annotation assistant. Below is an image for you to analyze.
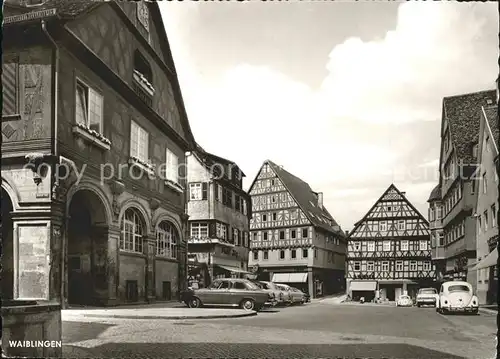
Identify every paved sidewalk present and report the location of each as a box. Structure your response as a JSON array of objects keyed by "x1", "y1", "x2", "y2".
[{"x1": 63, "y1": 307, "x2": 257, "y2": 320}]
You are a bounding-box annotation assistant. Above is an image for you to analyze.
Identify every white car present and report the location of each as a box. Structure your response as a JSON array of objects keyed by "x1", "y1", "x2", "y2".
[
  {"x1": 436, "y1": 281, "x2": 479, "y2": 315},
  {"x1": 396, "y1": 295, "x2": 413, "y2": 307},
  {"x1": 416, "y1": 288, "x2": 439, "y2": 307}
]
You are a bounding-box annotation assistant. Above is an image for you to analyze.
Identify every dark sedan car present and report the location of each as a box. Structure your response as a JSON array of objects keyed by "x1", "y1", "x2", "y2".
[{"x1": 181, "y1": 278, "x2": 272, "y2": 311}]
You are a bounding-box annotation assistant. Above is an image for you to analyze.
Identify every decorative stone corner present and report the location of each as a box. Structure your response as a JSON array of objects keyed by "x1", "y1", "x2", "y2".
[
  {"x1": 128, "y1": 157, "x2": 155, "y2": 176},
  {"x1": 72, "y1": 124, "x2": 111, "y2": 151}
]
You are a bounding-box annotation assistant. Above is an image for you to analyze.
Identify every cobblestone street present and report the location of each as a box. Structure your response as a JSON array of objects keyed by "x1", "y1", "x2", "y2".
[{"x1": 63, "y1": 302, "x2": 497, "y2": 358}]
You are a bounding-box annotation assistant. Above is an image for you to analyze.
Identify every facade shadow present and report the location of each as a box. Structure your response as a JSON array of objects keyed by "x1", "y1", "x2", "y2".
[
  {"x1": 88, "y1": 343, "x2": 466, "y2": 359},
  {"x1": 62, "y1": 321, "x2": 115, "y2": 343}
]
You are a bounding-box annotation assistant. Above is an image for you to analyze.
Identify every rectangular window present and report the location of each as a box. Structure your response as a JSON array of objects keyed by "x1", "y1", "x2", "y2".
[
  {"x1": 233, "y1": 228, "x2": 239, "y2": 246},
  {"x1": 354, "y1": 262, "x2": 361, "y2": 271},
  {"x1": 291, "y1": 230, "x2": 296, "y2": 239},
  {"x1": 291, "y1": 249, "x2": 297, "y2": 259},
  {"x1": 396, "y1": 261, "x2": 403, "y2": 271},
  {"x1": 263, "y1": 232, "x2": 268, "y2": 240},
  {"x1": 314, "y1": 248, "x2": 318, "y2": 258},
  {"x1": 367, "y1": 261, "x2": 374, "y2": 271},
  {"x1": 262, "y1": 214, "x2": 267, "y2": 222},
  {"x1": 76, "y1": 80, "x2": 103, "y2": 133},
  {"x1": 368, "y1": 241, "x2": 375, "y2": 252},
  {"x1": 253, "y1": 251, "x2": 258, "y2": 260},
  {"x1": 166, "y1": 148, "x2": 179, "y2": 183},
  {"x1": 380, "y1": 221, "x2": 387, "y2": 231},
  {"x1": 189, "y1": 183, "x2": 207, "y2": 200},
  {"x1": 130, "y1": 121, "x2": 149, "y2": 162},
  {"x1": 401, "y1": 240, "x2": 409, "y2": 251},
  {"x1": 410, "y1": 261, "x2": 417, "y2": 271},
  {"x1": 291, "y1": 210, "x2": 298, "y2": 220},
  {"x1": 484, "y1": 210, "x2": 489, "y2": 231},
  {"x1": 263, "y1": 251, "x2": 269, "y2": 260},
  {"x1": 382, "y1": 261, "x2": 389, "y2": 272},
  {"x1": 398, "y1": 220, "x2": 405, "y2": 231},
  {"x1": 190, "y1": 222, "x2": 208, "y2": 238},
  {"x1": 302, "y1": 228, "x2": 308, "y2": 238},
  {"x1": 437, "y1": 205, "x2": 442, "y2": 219},
  {"x1": 478, "y1": 216, "x2": 482, "y2": 234},
  {"x1": 423, "y1": 261, "x2": 431, "y2": 271},
  {"x1": 214, "y1": 183, "x2": 219, "y2": 201},
  {"x1": 302, "y1": 248, "x2": 308, "y2": 258},
  {"x1": 235, "y1": 194, "x2": 241, "y2": 211},
  {"x1": 419, "y1": 240, "x2": 428, "y2": 251},
  {"x1": 279, "y1": 230, "x2": 285, "y2": 239},
  {"x1": 483, "y1": 173, "x2": 487, "y2": 193},
  {"x1": 383, "y1": 241, "x2": 391, "y2": 251},
  {"x1": 279, "y1": 250, "x2": 285, "y2": 260},
  {"x1": 354, "y1": 242, "x2": 360, "y2": 251},
  {"x1": 272, "y1": 212, "x2": 277, "y2": 221}
]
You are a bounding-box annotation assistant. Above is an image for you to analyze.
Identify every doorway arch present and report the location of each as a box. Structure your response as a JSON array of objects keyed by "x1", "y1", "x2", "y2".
[
  {"x1": 67, "y1": 189, "x2": 109, "y2": 305},
  {"x1": 1, "y1": 188, "x2": 14, "y2": 300}
]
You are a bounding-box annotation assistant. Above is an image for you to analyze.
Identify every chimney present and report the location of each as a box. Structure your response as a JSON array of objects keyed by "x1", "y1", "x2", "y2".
[{"x1": 317, "y1": 192, "x2": 323, "y2": 209}]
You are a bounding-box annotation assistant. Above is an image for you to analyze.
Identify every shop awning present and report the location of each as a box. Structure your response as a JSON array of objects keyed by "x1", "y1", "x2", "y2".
[
  {"x1": 349, "y1": 281, "x2": 377, "y2": 291},
  {"x1": 216, "y1": 265, "x2": 251, "y2": 274},
  {"x1": 471, "y1": 250, "x2": 498, "y2": 270},
  {"x1": 272, "y1": 272, "x2": 308, "y2": 283}
]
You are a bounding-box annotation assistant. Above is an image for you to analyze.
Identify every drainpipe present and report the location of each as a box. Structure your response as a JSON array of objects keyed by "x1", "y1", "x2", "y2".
[{"x1": 42, "y1": 19, "x2": 62, "y2": 305}]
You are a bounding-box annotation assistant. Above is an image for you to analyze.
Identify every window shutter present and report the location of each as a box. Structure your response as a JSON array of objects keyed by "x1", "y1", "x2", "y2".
[
  {"x1": 2, "y1": 62, "x2": 19, "y2": 116},
  {"x1": 214, "y1": 183, "x2": 219, "y2": 201},
  {"x1": 202, "y1": 183, "x2": 208, "y2": 200}
]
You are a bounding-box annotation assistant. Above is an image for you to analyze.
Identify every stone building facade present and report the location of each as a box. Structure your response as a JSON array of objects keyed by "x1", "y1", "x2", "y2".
[{"x1": 2, "y1": 1, "x2": 196, "y2": 307}]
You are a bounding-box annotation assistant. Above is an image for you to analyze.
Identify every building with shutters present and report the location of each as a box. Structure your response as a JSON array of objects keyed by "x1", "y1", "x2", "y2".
[
  {"x1": 247, "y1": 160, "x2": 346, "y2": 298},
  {"x1": 185, "y1": 147, "x2": 252, "y2": 287},
  {"x1": 346, "y1": 184, "x2": 435, "y2": 302},
  {"x1": 2, "y1": 0, "x2": 197, "y2": 308},
  {"x1": 427, "y1": 89, "x2": 497, "y2": 292}
]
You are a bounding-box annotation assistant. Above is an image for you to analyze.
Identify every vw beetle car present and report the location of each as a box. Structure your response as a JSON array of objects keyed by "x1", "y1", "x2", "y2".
[
  {"x1": 416, "y1": 288, "x2": 439, "y2": 307},
  {"x1": 181, "y1": 278, "x2": 272, "y2": 311},
  {"x1": 396, "y1": 294, "x2": 413, "y2": 307},
  {"x1": 250, "y1": 280, "x2": 278, "y2": 307},
  {"x1": 436, "y1": 281, "x2": 478, "y2": 315}
]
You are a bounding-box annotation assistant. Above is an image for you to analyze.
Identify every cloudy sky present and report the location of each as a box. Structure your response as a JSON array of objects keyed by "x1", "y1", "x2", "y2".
[{"x1": 159, "y1": 1, "x2": 498, "y2": 231}]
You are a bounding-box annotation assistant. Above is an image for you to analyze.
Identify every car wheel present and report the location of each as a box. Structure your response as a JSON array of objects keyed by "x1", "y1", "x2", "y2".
[
  {"x1": 417, "y1": 303, "x2": 420, "y2": 308},
  {"x1": 240, "y1": 299, "x2": 255, "y2": 311},
  {"x1": 254, "y1": 304, "x2": 263, "y2": 312},
  {"x1": 188, "y1": 297, "x2": 201, "y2": 308},
  {"x1": 472, "y1": 309, "x2": 479, "y2": 315}
]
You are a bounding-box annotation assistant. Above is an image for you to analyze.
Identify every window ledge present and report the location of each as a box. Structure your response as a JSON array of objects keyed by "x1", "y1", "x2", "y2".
[
  {"x1": 165, "y1": 179, "x2": 184, "y2": 193},
  {"x1": 128, "y1": 156, "x2": 155, "y2": 175},
  {"x1": 133, "y1": 71, "x2": 155, "y2": 96},
  {"x1": 73, "y1": 124, "x2": 111, "y2": 151}
]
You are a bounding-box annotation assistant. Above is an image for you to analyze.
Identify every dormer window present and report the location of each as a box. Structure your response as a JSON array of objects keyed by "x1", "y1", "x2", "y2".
[{"x1": 133, "y1": 50, "x2": 154, "y2": 105}]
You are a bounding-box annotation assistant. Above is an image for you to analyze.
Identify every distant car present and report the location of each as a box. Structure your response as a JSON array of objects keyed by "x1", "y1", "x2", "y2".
[
  {"x1": 250, "y1": 281, "x2": 279, "y2": 307},
  {"x1": 181, "y1": 278, "x2": 272, "y2": 311},
  {"x1": 289, "y1": 287, "x2": 307, "y2": 304},
  {"x1": 416, "y1": 288, "x2": 439, "y2": 307},
  {"x1": 257, "y1": 281, "x2": 286, "y2": 306},
  {"x1": 436, "y1": 281, "x2": 478, "y2": 315},
  {"x1": 275, "y1": 283, "x2": 294, "y2": 305},
  {"x1": 396, "y1": 295, "x2": 413, "y2": 307}
]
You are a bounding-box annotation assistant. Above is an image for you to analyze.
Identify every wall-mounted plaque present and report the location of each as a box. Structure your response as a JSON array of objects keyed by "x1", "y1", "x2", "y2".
[{"x1": 137, "y1": 2, "x2": 150, "y2": 32}]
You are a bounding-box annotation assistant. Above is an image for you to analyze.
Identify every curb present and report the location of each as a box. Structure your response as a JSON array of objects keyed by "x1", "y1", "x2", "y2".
[
  {"x1": 80, "y1": 311, "x2": 257, "y2": 320},
  {"x1": 479, "y1": 307, "x2": 498, "y2": 315}
]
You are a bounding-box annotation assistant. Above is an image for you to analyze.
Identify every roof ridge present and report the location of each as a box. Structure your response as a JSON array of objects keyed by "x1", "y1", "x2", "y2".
[{"x1": 443, "y1": 89, "x2": 496, "y2": 100}]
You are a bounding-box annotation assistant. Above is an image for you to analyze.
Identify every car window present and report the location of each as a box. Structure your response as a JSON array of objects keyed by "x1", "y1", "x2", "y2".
[
  {"x1": 232, "y1": 282, "x2": 247, "y2": 290},
  {"x1": 448, "y1": 285, "x2": 470, "y2": 292},
  {"x1": 219, "y1": 281, "x2": 231, "y2": 289},
  {"x1": 400, "y1": 295, "x2": 410, "y2": 299},
  {"x1": 263, "y1": 283, "x2": 271, "y2": 290},
  {"x1": 246, "y1": 281, "x2": 260, "y2": 290},
  {"x1": 209, "y1": 281, "x2": 221, "y2": 289},
  {"x1": 420, "y1": 289, "x2": 437, "y2": 294}
]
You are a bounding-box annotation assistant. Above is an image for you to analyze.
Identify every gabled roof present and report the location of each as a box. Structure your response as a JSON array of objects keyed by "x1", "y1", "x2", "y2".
[
  {"x1": 443, "y1": 90, "x2": 496, "y2": 164},
  {"x1": 482, "y1": 105, "x2": 499, "y2": 155},
  {"x1": 427, "y1": 184, "x2": 441, "y2": 203},
  {"x1": 350, "y1": 184, "x2": 429, "y2": 236},
  {"x1": 262, "y1": 160, "x2": 344, "y2": 236}
]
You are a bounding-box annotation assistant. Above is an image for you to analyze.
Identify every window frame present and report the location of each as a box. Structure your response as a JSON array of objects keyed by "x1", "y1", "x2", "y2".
[
  {"x1": 165, "y1": 148, "x2": 179, "y2": 184},
  {"x1": 190, "y1": 222, "x2": 208, "y2": 239},
  {"x1": 156, "y1": 221, "x2": 178, "y2": 259},
  {"x1": 75, "y1": 77, "x2": 104, "y2": 134},
  {"x1": 130, "y1": 120, "x2": 149, "y2": 163},
  {"x1": 120, "y1": 208, "x2": 145, "y2": 253}
]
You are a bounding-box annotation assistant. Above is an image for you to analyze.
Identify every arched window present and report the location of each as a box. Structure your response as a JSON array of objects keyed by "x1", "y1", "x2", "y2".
[
  {"x1": 120, "y1": 208, "x2": 145, "y2": 253},
  {"x1": 156, "y1": 221, "x2": 178, "y2": 259}
]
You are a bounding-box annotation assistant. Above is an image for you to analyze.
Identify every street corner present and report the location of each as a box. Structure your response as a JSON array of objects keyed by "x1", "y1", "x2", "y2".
[{"x1": 63, "y1": 307, "x2": 258, "y2": 321}]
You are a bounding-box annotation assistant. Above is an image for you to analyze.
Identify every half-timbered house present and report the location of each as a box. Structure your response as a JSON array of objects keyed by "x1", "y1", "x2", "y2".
[
  {"x1": 248, "y1": 160, "x2": 346, "y2": 298},
  {"x1": 428, "y1": 89, "x2": 496, "y2": 291},
  {"x1": 2, "y1": 0, "x2": 196, "y2": 309},
  {"x1": 346, "y1": 184, "x2": 434, "y2": 302},
  {"x1": 186, "y1": 147, "x2": 252, "y2": 287}
]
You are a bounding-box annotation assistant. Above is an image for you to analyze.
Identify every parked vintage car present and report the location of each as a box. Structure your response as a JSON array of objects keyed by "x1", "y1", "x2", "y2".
[
  {"x1": 181, "y1": 278, "x2": 272, "y2": 311},
  {"x1": 289, "y1": 287, "x2": 307, "y2": 304},
  {"x1": 416, "y1": 288, "x2": 439, "y2": 307},
  {"x1": 275, "y1": 283, "x2": 294, "y2": 305},
  {"x1": 436, "y1": 281, "x2": 479, "y2": 315},
  {"x1": 396, "y1": 295, "x2": 413, "y2": 307},
  {"x1": 258, "y1": 281, "x2": 286, "y2": 306},
  {"x1": 250, "y1": 281, "x2": 279, "y2": 307}
]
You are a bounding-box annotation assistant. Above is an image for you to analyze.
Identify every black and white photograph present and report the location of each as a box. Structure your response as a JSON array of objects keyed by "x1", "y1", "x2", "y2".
[{"x1": 1, "y1": 0, "x2": 498, "y2": 358}]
